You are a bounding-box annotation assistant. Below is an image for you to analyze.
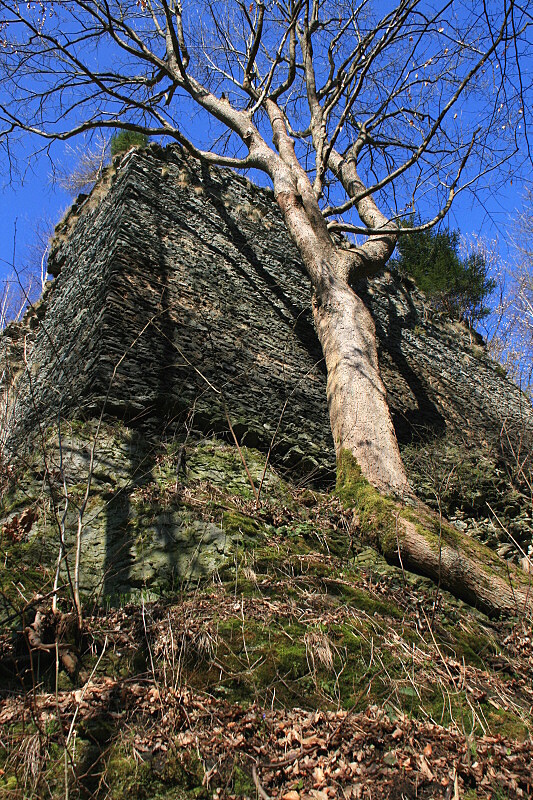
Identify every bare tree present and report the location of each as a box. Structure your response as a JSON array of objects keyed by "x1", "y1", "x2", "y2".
[
  {"x1": 1, "y1": 0, "x2": 532, "y2": 615},
  {"x1": 1, "y1": 220, "x2": 49, "y2": 331},
  {"x1": 489, "y1": 194, "x2": 533, "y2": 395},
  {"x1": 52, "y1": 133, "x2": 109, "y2": 196}
]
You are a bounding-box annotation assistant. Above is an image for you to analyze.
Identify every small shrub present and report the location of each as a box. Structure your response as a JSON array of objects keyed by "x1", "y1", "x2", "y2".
[
  {"x1": 110, "y1": 130, "x2": 149, "y2": 156},
  {"x1": 391, "y1": 218, "x2": 496, "y2": 327}
]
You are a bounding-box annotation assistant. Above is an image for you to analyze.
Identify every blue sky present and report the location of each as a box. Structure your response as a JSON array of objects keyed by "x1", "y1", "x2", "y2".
[{"x1": 0, "y1": 154, "x2": 69, "y2": 281}]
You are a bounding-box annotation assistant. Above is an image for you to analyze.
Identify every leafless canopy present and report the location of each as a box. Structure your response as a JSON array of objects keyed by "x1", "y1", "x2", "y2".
[
  {"x1": 0, "y1": 0, "x2": 530, "y2": 241},
  {"x1": 487, "y1": 192, "x2": 533, "y2": 393}
]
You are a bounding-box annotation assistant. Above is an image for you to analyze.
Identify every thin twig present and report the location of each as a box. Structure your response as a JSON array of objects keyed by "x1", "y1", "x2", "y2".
[
  {"x1": 252, "y1": 764, "x2": 271, "y2": 800},
  {"x1": 255, "y1": 398, "x2": 288, "y2": 509},
  {"x1": 224, "y1": 404, "x2": 258, "y2": 501}
]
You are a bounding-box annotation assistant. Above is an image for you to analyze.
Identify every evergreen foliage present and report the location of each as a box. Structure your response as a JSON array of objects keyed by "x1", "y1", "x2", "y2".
[
  {"x1": 391, "y1": 221, "x2": 496, "y2": 327},
  {"x1": 110, "y1": 130, "x2": 149, "y2": 156}
]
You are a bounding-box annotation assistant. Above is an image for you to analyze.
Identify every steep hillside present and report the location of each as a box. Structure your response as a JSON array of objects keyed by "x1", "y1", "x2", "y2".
[{"x1": 1, "y1": 428, "x2": 533, "y2": 798}]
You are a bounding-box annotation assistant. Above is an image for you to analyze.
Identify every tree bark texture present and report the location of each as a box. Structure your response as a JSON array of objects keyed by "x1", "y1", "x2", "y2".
[
  {"x1": 337, "y1": 452, "x2": 533, "y2": 618},
  {"x1": 312, "y1": 274, "x2": 411, "y2": 497},
  {"x1": 396, "y1": 515, "x2": 533, "y2": 618}
]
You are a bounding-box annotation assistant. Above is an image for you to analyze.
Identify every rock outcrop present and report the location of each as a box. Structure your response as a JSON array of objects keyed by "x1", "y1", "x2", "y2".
[{"x1": 1, "y1": 143, "x2": 532, "y2": 597}]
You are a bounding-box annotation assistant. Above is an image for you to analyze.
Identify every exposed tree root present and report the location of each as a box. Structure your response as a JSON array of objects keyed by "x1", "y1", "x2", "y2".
[{"x1": 336, "y1": 450, "x2": 533, "y2": 619}]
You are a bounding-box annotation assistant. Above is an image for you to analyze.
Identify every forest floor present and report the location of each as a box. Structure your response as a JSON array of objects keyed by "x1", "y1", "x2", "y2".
[{"x1": 1, "y1": 548, "x2": 532, "y2": 798}]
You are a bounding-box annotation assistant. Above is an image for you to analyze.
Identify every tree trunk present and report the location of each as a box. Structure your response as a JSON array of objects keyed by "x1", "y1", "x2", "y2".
[
  {"x1": 275, "y1": 194, "x2": 533, "y2": 618},
  {"x1": 260, "y1": 113, "x2": 409, "y2": 497},
  {"x1": 262, "y1": 130, "x2": 532, "y2": 618},
  {"x1": 337, "y1": 451, "x2": 533, "y2": 618},
  {"x1": 312, "y1": 271, "x2": 411, "y2": 497},
  {"x1": 396, "y1": 512, "x2": 532, "y2": 618}
]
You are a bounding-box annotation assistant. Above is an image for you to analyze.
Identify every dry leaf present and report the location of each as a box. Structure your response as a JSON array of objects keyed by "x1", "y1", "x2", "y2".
[
  {"x1": 419, "y1": 754, "x2": 435, "y2": 781},
  {"x1": 313, "y1": 766, "x2": 326, "y2": 786}
]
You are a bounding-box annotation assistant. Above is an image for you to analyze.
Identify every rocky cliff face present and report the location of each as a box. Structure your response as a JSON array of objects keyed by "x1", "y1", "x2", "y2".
[{"x1": 1, "y1": 143, "x2": 532, "y2": 598}]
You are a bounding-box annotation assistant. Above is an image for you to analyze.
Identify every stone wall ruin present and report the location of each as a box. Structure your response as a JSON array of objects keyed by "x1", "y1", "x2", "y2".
[{"x1": 1, "y1": 143, "x2": 532, "y2": 593}]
